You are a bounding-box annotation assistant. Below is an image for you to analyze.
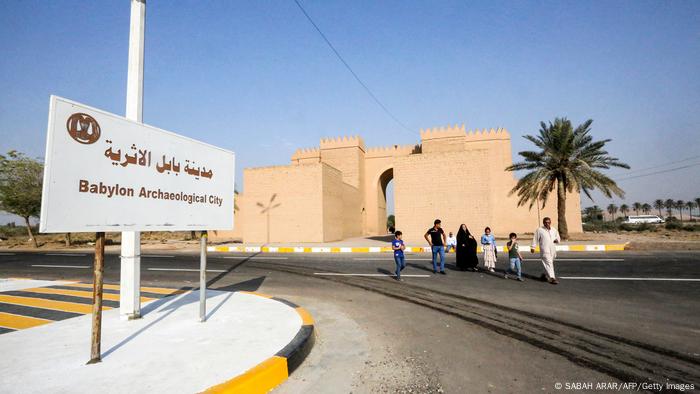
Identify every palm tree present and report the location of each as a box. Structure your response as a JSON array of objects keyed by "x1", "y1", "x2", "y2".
[
  {"x1": 620, "y1": 204, "x2": 630, "y2": 218},
  {"x1": 506, "y1": 118, "x2": 629, "y2": 239},
  {"x1": 695, "y1": 197, "x2": 700, "y2": 218},
  {"x1": 592, "y1": 205, "x2": 603, "y2": 220},
  {"x1": 686, "y1": 201, "x2": 697, "y2": 220},
  {"x1": 676, "y1": 200, "x2": 685, "y2": 221},
  {"x1": 653, "y1": 199, "x2": 664, "y2": 217},
  {"x1": 607, "y1": 204, "x2": 618, "y2": 221},
  {"x1": 583, "y1": 206, "x2": 603, "y2": 222},
  {"x1": 632, "y1": 202, "x2": 642, "y2": 215},
  {"x1": 665, "y1": 199, "x2": 675, "y2": 217},
  {"x1": 641, "y1": 203, "x2": 651, "y2": 214}
]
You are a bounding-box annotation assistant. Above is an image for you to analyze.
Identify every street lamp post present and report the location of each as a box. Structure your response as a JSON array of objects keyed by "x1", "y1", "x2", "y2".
[{"x1": 257, "y1": 194, "x2": 280, "y2": 244}]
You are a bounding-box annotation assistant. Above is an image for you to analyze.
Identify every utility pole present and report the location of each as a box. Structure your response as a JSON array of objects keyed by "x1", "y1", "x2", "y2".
[{"x1": 120, "y1": 0, "x2": 145, "y2": 321}]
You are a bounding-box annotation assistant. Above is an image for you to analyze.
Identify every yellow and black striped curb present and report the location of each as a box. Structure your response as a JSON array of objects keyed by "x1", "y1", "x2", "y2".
[
  {"x1": 203, "y1": 292, "x2": 315, "y2": 394},
  {"x1": 208, "y1": 243, "x2": 628, "y2": 254}
]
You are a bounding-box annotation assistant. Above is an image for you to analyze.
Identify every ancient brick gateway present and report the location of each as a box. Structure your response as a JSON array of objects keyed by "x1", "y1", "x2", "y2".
[{"x1": 211, "y1": 125, "x2": 582, "y2": 244}]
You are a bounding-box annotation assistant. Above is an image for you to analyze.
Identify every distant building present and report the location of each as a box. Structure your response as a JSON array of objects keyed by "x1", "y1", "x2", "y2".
[{"x1": 211, "y1": 125, "x2": 582, "y2": 244}]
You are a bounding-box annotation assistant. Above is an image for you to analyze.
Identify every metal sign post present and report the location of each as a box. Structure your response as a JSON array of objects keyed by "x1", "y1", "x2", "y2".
[
  {"x1": 199, "y1": 231, "x2": 208, "y2": 322},
  {"x1": 120, "y1": 0, "x2": 146, "y2": 322},
  {"x1": 87, "y1": 232, "x2": 106, "y2": 364}
]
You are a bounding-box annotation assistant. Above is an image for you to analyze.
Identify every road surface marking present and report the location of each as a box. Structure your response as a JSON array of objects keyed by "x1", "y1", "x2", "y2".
[
  {"x1": 0, "y1": 279, "x2": 76, "y2": 292},
  {"x1": 147, "y1": 268, "x2": 227, "y2": 273},
  {"x1": 21, "y1": 287, "x2": 154, "y2": 302},
  {"x1": 523, "y1": 258, "x2": 624, "y2": 262},
  {"x1": 65, "y1": 282, "x2": 187, "y2": 295},
  {"x1": 313, "y1": 273, "x2": 431, "y2": 277},
  {"x1": 31, "y1": 265, "x2": 89, "y2": 269},
  {"x1": 0, "y1": 294, "x2": 108, "y2": 314},
  {"x1": 44, "y1": 253, "x2": 87, "y2": 257},
  {"x1": 142, "y1": 255, "x2": 175, "y2": 258},
  {"x1": 353, "y1": 258, "x2": 430, "y2": 261},
  {"x1": 0, "y1": 312, "x2": 52, "y2": 330},
  {"x1": 221, "y1": 256, "x2": 289, "y2": 260},
  {"x1": 560, "y1": 277, "x2": 700, "y2": 282}
]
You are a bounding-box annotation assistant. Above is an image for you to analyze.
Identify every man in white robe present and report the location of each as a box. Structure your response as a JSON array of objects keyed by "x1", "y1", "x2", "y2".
[{"x1": 531, "y1": 217, "x2": 561, "y2": 284}]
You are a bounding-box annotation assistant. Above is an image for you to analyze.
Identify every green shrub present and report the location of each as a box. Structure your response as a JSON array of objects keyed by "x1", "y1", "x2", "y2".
[
  {"x1": 683, "y1": 225, "x2": 696, "y2": 232},
  {"x1": 583, "y1": 221, "x2": 621, "y2": 232},
  {"x1": 620, "y1": 223, "x2": 635, "y2": 231},
  {"x1": 635, "y1": 223, "x2": 654, "y2": 232},
  {"x1": 0, "y1": 224, "x2": 29, "y2": 239},
  {"x1": 665, "y1": 221, "x2": 682, "y2": 230}
]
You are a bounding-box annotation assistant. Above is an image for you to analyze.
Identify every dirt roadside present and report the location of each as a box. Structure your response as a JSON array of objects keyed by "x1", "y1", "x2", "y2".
[
  {"x1": 271, "y1": 280, "x2": 616, "y2": 393},
  {"x1": 568, "y1": 231, "x2": 700, "y2": 250}
]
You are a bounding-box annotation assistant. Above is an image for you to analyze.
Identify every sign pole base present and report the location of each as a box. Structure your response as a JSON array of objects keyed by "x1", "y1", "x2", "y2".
[
  {"x1": 199, "y1": 230, "x2": 207, "y2": 323},
  {"x1": 119, "y1": 231, "x2": 141, "y2": 321}
]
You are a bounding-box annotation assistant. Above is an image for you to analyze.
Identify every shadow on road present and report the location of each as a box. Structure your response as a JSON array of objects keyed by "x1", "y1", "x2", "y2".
[
  {"x1": 376, "y1": 267, "x2": 394, "y2": 276},
  {"x1": 365, "y1": 235, "x2": 394, "y2": 243},
  {"x1": 211, "y1": 276, "x2": 266, "y2": 292},
  {"x1": 206, "y1": 252, "x2": 262, "y2": 288}
]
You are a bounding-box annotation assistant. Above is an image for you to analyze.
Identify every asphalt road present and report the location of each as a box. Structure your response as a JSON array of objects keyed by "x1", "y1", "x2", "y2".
[{"x1": 1, "y1": 250, "x2": 699, "y2": 392}]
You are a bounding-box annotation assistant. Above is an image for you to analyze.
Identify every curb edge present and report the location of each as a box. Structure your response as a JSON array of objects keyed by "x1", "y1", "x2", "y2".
[
  {"x1": 208, "y1": 244, "x2": 629, "y2": 254},
  {"x1": 202, "y1": 292, "x2": 315, "y2": 394}
]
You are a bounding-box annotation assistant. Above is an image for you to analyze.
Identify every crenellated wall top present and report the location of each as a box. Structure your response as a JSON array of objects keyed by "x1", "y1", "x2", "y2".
[
  {"x1": 366, "y1": 144, "x2": 420, "y2": 158},
  {"x1": 319, "y1": 135, "x2": 366, "y2": 151},
  {"x1": 419, "y1": 124, "x2": 466, "y2": 140},
  {"x1": 291, "y1": 147, "x2": 321, "y2": 161},
  {"x1": 420, "y1": 124, "x2": 510, "y2": 142},
  {"x1": 465, "y1": 127, "x2": 510, "y2": 141}
]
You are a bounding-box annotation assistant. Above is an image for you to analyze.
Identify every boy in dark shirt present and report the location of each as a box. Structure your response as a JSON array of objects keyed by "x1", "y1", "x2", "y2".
[
  {"x1": 392, "y1": 231, "x2": 406, "y2": 281},
  {"x1": 424, "y1": 219, "x2": 447, "y2": 274},
  {"x1": 505, "y1": 232, "x2": 524, "y2": 281}
]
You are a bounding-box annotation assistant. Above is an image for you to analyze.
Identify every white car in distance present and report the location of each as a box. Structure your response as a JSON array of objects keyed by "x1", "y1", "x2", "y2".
[{"x1": 622, "y1": 215, "x2": 665, "y2": 224}]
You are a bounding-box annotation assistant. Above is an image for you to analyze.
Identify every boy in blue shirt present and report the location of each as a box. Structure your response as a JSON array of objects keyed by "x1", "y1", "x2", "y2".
[{"x1": 392, "y1": 231, "x2": 406, "y2": 281}]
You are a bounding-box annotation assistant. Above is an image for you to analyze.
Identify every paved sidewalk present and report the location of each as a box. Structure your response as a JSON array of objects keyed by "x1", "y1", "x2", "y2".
[{"x1": 0, "y1": 281, "x2": 306, "y2": 393}]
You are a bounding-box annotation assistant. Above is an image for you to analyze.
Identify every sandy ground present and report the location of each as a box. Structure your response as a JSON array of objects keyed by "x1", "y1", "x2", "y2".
[
  {"x1": 0, "y1": 232, "x2": 201, "y2": 252},
  {"x1": 570, "y1": 230, "x2": 700, "y2": 250}
]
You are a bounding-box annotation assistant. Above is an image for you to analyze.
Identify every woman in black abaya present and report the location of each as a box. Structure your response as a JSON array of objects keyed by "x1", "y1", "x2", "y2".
[{"x1": 456, "y1": 224, "x2": 479, "y2": 271}]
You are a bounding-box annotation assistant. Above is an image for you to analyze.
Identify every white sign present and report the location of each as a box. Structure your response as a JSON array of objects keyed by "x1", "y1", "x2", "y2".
[{"x1": 40, "y1": 96, "x2": 235, "y2": 233}]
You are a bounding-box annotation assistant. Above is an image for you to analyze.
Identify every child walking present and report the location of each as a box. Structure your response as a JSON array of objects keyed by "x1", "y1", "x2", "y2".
[
  {"x1": 392, "y1": 231, "x2": 406, "y2": 281},
  {"x1": 505, "y1": 232, "x2": 524, "y2": 281},
  {"x1": 481, "y1": 227, "x2": 497, "y2": 272}
]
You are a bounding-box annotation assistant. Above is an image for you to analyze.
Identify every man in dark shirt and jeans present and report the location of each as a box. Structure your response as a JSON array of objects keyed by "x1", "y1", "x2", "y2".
[{"x1": 425, "y1": 219, "x2": 447, "y2": 274}]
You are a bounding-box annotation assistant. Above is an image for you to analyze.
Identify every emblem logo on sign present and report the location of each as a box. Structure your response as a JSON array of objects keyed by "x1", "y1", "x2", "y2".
[{"x1": 66, "y1": 113, "x2": 101, "y2": 144}]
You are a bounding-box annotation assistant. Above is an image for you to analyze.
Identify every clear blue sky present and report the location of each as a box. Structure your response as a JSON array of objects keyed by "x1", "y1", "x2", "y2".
[{"x1": 1, "y1": 0, "x2": 699, "y2": 223}]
